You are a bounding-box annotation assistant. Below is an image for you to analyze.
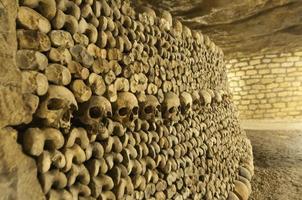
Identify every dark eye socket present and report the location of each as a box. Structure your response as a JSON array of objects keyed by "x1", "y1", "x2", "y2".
[
  {"x1": 132, "y1": 107, "x2": 139, "y2": 115},
  {"x1": 156, "y1": 105, "x2": 161, "y2": 111},
  {"x1": 89, "y1": 107, "x2": 102, "y2": 118},
  {"x1": 144, "y1": 106, "x2": 154, "y2": 114},
  {"x1": 107, "y1": 111, "x2": 112, "y2": 117},
  {"x1": 119, "y1": 107, "x2": 128, "y2": 116},
  {"x1": 47, "y1": 98, "x2": 65, "y2": 110},
  {"x1": 169, "y1": 107, "x2": 176, "y2": 113}
]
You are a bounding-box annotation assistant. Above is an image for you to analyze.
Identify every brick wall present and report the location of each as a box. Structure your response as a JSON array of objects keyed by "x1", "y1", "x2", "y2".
[{"x1": 226, "y1": 52, "x2": 302, "y2": 120}]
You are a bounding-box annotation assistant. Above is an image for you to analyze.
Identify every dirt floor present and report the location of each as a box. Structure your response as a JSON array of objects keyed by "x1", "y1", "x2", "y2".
[{"x1": 246, "y1": 130, "x2": 302, "y2": 200}]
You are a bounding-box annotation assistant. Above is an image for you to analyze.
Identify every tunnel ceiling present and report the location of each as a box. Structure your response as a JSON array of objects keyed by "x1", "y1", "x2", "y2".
[{"x1": 131, "y1": 0, "x2": 302, "y2": 57}]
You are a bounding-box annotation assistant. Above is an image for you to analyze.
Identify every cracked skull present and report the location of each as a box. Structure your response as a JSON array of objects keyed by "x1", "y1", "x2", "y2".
[
  {"x1": 78, "y1": 95, "x2": 112, "y2": 129},
  {"x1": 35, "y1": 85, "x2": 78, "y2": 130},
  {"x1": 113, "y1": 92, "x2": 139, "y2": 128},
  {"x1": 139, "y1": 95, "x2": 161, "y2": 122},
  {"x1": 162, "y1": 92, "x2": 180, "y2": 123}
]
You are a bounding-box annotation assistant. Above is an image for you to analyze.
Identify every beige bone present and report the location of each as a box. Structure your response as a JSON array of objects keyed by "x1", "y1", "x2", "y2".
[{"x1": 23, "y1": 127, "x2": 64, "y2": 156}]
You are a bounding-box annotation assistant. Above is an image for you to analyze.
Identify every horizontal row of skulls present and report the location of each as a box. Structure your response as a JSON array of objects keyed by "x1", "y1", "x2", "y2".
[{"x1": 36, "y1": 85, "x2": 210, "y2": 131}]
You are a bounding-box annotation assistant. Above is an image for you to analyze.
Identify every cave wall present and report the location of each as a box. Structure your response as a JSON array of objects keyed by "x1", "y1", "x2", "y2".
[
  {"x1": 227, "y1": 51, "x2": 302, "y2": 120},
  {"x1": 1, "y1": 0, "x2": 253, "y2": 199}
]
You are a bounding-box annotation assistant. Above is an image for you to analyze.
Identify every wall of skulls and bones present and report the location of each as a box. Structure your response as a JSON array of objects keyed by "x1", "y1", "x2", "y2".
[{"x1": 14, "y1": 0, "x2": 254, "y2": 199}]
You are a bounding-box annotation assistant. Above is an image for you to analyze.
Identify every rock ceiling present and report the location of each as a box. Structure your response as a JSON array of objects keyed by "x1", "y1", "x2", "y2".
[{"x1": 131, "y1": 0, "x2": 302, "y2": 58}]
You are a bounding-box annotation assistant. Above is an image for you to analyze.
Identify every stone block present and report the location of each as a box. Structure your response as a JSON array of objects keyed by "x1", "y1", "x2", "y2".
[
  {"x1": 267, "y1": 63, "x2": 280, "y2": 68},
  {"x1": 294, "y1": 51, "x2": 302, "y2": 56},
  {"x1": 280, "y1": 52, "x2": 292, "y2": 57},
  {"x1": 255, "y1": 64, "x2": 268, "y2": 69},
  {"x1": 286, "y1": 68, "x2": 296, "y2": 73},
  {"x1": 251, "y1": 84, "x2": 265, "y2": 90},
  {"x1": 265, "y1": 54, "x2": 277, "y2": 58},
  {"x1": 249, "y1": 59, "x2": 261, "y2": 65},
  {"x1": 235, "y1": 71, "x2": 245, "y2": 76},
  {"x1": 287, "y1": 56, "x2": 300, "y2": 62},
  {"x1": 234, "y1": 62, "x2": 248, "y2": 68},
  {"x1": 266, "y1": 93, "x2": 277, "y2": 98},
  {"x1": 261, "y1": 78, "x2": 274, "y2": 84},
  {"x1": 272, "y1": 57, "x2": 286, "y2": 63},
  {"x1": 271, "y1": 68, "x2": 286, "y2": 74},
  {"x1": 278, "y1": 91, "x2": 292, "y2": 97},
  {"x1": 279, "y1": 82, "x2": 291, "y2": 88},
  {"x1": 229, "y1": 59, "x2": 238, "y2": 64},
  {"x1": 281, "y1": 62, "x2": 294, "y2": 67},
  {"x1": 246, "y1": 70, "x2": 257, "y2": 75},
  {"x1": 259, "y1": 69, "x2": 270, "y2": 74},
  {"x1": 273, "y1": 102, "x2": 286, "y2": 108},
  {"x1": 262, "y1": 58, "x2": 271, "y2": 63},
  {"x1": 246, "y1": 79, "x2": 259, "y2": 85},
  {"x1": 294, "y1": 61, "x2": 302, "y2": 67},
  {"x1": 256, "y1": 93, "x2": 265, "y2": 99},
  {"x1": 292, "y1": 82, "x2": 301, "y2": 87},
  {"x1": 241, "y1": 100, "x2": 250, "y2": 105}
]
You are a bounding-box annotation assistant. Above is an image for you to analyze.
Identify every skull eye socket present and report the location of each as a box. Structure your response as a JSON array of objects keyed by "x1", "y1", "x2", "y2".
[
  {"x1": 169, "y1": 107, "x2": 176, "y2": 113},
  {"x1": 89, "y1": 107, "x2": 102, "y2": 119},
  {"x1": 156, "y1": 105, "x2": 161, "y2": 111},
  {"x1": 132, "y1": 107, "x2": 139, "y2": 115},
  {"x1": 47, "y1": 98, "x2": 65, "y2": 110},
  {"x1": 107, "y1": 111, "x2": 112, "y2": 117},
  {"x1": 62, "y1": 110, "x2": 71, "y2": 122},
  {"x1": 144, "y1": 106, "x2": 154, "y2": 114},
  {"x1": 119, "y1": 107, "x2": 128, "y2": 116}
]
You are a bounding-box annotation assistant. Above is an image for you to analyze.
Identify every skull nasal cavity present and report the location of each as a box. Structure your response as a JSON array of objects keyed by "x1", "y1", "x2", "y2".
[
  {"x1": 89, "y1": 107, "x2": 102, "y2": 118},
  {"x1": 145, "y1": 106, "x2": 153, "y2": 114},
  {"x1": 133, "y1": 107, "x2": 139, "y2": 115},
  {"x1": 47, "y1": 98, "x2": 65, "y2": 110}
]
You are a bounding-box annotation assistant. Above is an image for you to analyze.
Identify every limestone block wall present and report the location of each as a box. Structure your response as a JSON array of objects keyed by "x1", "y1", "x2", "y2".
[
  {"x1": 1, "y1": 0, "x2": 253, "y2": 200},
  {"x1": 226, "y1": 52, "x2": 302, "y2": 120}
]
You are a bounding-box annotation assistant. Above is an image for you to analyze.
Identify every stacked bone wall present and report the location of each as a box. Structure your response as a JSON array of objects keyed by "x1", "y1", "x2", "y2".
[
  {"x1": 13, "y1": 0, "x2": 253, "y2": 200},
  {"x1": 226, "y1": 52, "x2": 302, "y2": 120}
]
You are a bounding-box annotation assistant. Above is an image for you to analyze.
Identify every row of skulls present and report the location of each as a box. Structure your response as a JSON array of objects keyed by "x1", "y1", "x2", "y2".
[{"x1": 36, "y1": 85, "x2": 223, "y2": 131}]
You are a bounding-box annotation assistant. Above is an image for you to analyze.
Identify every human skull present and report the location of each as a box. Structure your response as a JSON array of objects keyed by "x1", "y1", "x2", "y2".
[
  {"x1": 159, "y1": 10, "x2": 172, "y2": 31},
  {"x1": 78, "y1": 95, "x2": 112, "y2": 129},
  {"x1": 192, "y1": 31, "x2": 204, "y2": 45},
  {"x1": 191, "y1": 90, "x2": 200, "y2": 110},
  {"x1": 139, "y1": 6, "x2": 157, "y2": 25},
  {"x1": 180, "y1": 92, "x2": 193, "y2": 114},
  {"x1": 199, "y1": 89, "x2": 212, "y2": 107},
  {"x1": 113, "y1": 92, "x2": 139, "y2": 129},
  {"x1": 172, "y1": 19, "x2": 183, "y2": 37},
  {"x1": 139, "y1": 95, "x2": 161, "y2": 122},
  {"x1": 182, "y1": 25, "x2": 192, "y2": 38},
  {"x1": 36, "y1": 85, "x2": 78, "y2": 130},
  {"x1": 162, "y1": 92, "x2": 180, "y2": 124}
]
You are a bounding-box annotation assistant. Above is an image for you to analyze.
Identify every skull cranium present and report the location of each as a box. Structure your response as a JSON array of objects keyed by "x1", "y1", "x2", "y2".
[
  {"x1": 139, "y1": 6, "x2": 157, "y2": 25},
  {"x1": 78, "y1": 95, "x2": 112, "y2": 129},
  {"x1": 113, "y1": 92, "x2": 139, "y2": 129},
  {"x1": 159, "y1": 10, "x2": 172, "y2": 31},
  {"x1": 199, "y1": 89, "x2": 212, "y2": 107},
  {"x1": 139, "y1": 95, "x2": 161, "y2": 122},
  {"x1": 180, "y1": 92, "x2": 193, "y2": 114},
  {"x1": 35, "y1": 85, "x2": 78, "y2": 130},
  {"x1": 162, "y1": 92, "x2": 180, "y2": 124}
]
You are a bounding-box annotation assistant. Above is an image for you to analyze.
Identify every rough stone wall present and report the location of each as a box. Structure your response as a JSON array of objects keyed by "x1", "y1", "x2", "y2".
[
  {"x1": 226, "y1": 52, "x2": 302, "y2": 120},
  {"x1": 1, "y1": 0, "x2": 253, "y2": 200}
]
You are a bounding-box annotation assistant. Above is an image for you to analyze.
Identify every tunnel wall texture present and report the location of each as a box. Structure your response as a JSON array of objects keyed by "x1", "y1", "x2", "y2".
[
  {"x1": 227, "y1": 52, "x2": 302, "y2": 120},
  {"x1": 0, "y1": 0, "x2": 253, "y2": 199}
]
